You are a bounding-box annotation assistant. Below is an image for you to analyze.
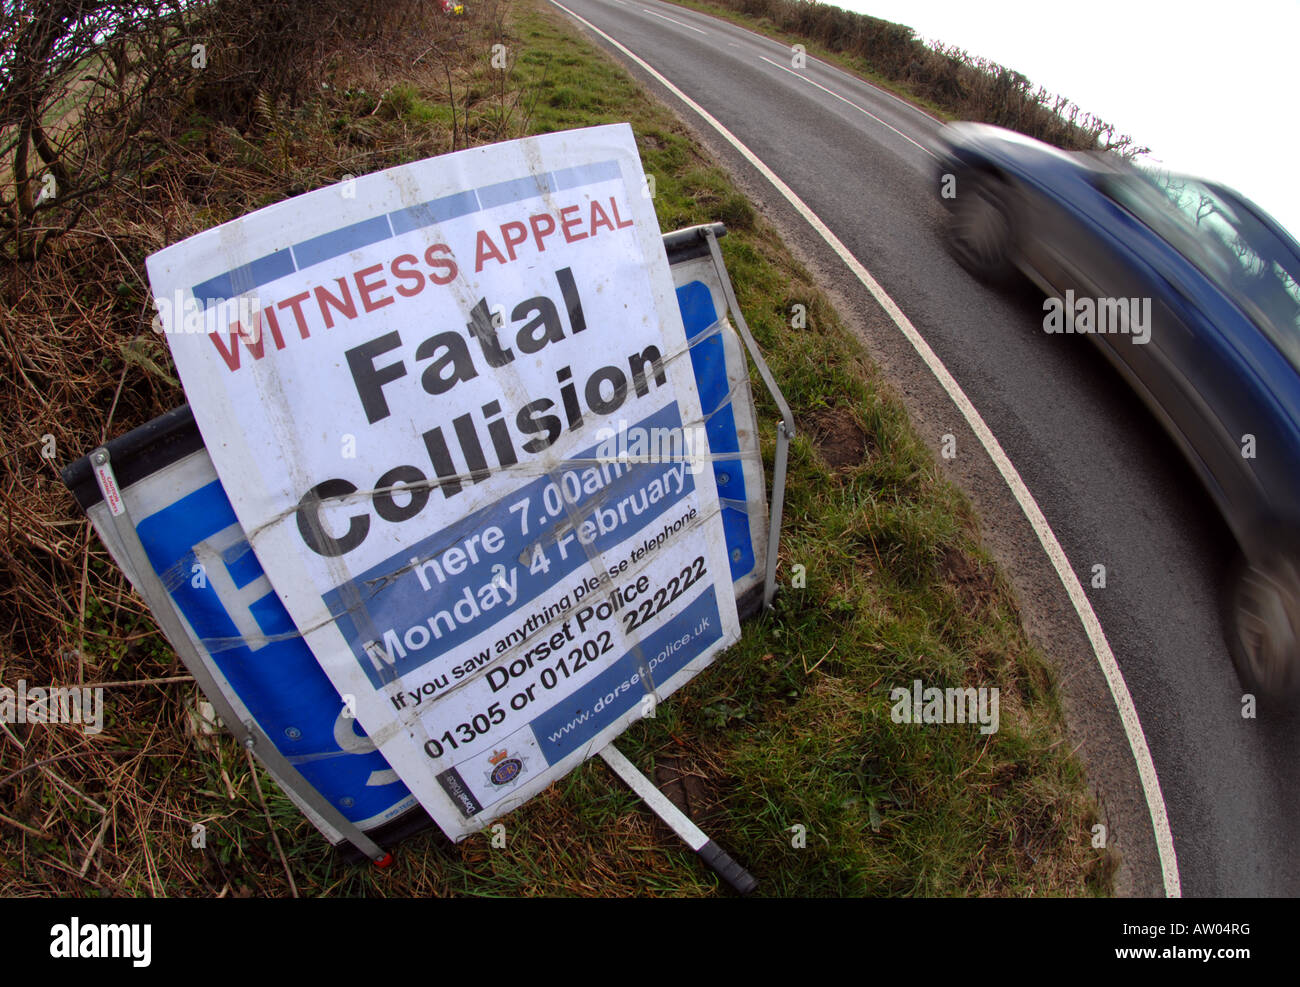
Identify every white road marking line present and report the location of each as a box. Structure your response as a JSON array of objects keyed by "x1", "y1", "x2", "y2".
[
  {"x1": 647, "y1": 0, "x2": 943, "y2": 124},
  {"x1": 550, "y1": 0, "x2": 1181, "y2": 897},
  {"x1": 758, "y1": 55, "x2": 937, "y2": 159},
  {"x1": 641, "y1": 7, "x2": 709, "y2": 34}
]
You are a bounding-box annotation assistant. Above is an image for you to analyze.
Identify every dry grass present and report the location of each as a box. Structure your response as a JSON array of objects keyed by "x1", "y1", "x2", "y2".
[{"x1": 0, "y1": 0, "x2": 532, "y2": 897}]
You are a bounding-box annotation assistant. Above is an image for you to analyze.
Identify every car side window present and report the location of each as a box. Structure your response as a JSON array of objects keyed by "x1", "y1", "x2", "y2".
[
  {"x1": 1109, "y1": 169, "x2": 1300, "y2": 354},
  {"x1": 1102, "y1": 174, "x2": 1234, "y2": 279}
]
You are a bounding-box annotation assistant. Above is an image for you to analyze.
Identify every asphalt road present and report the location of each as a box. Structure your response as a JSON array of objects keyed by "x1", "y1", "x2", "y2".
[{"x1": 548, "y1": 0, "x2": 1300, "y2": 896}]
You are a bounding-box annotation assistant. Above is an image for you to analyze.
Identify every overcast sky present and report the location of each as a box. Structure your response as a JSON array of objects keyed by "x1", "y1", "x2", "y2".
[{"x1": 827, "y1": 0, "x2": 1300, "y2": 239}]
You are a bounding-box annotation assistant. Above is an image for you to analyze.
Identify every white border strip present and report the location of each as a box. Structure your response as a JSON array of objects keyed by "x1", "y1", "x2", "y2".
[
  {"x1": 658, "y1": 0, "x2": 945, "y2": 125},
  {"x1": 641, "y1": 7, "x2": 709, "y2": 35},
  {"x1": 549, "y1": 0, "x2": 1180, "y2": 896}
]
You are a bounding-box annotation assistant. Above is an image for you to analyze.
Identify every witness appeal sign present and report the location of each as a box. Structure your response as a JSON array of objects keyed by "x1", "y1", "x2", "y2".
[{"x1": 147, "y1": 124, "x2": 741, "y2": 839}]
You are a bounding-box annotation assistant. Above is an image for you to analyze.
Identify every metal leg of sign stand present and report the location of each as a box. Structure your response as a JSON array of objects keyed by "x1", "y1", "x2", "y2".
[
  {"x1": 701, "y1": 226, "x2": 792, "y2": 612},
  {"x1": 599, "y1": 743, "x2": 757, "y2": 895},
  {"x1": 87, "y1": 446, "x2": 393, "y2": 867}
]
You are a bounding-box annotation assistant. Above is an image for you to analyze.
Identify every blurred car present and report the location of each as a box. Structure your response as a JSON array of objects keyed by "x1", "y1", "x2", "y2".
[{"x1": 935, "y1": 122, "x2": 1300, "y2": 704}]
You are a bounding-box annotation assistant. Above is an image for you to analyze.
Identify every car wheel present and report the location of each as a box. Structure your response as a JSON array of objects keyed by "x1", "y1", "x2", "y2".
[
  {"x1": 944, "y1": 173, "x2": 1017, "y2": 284},
  {"x1": 1223, "y1": 552, "x2": 1300, "y2": 705}
]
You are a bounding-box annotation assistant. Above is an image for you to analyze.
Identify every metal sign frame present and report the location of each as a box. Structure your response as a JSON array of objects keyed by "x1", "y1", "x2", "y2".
[{"x1": 62, "y1": 222, "x2": 789, "y2": 886}]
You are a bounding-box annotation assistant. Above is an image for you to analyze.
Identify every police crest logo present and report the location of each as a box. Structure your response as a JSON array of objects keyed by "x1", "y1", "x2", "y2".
[{"x1": 486, "y1": 748, "x2": 527, "y2": 788}]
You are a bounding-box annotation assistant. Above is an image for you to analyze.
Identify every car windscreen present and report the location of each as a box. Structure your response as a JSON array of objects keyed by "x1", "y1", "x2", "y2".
[{"x1": 1112, "y1": 167, "x2": 1300, "y2": 370}]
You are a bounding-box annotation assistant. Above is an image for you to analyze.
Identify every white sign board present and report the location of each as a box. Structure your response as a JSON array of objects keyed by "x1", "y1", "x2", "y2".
[{"x1": 147, "y1": 125, "x2": 741, "y2": 839}]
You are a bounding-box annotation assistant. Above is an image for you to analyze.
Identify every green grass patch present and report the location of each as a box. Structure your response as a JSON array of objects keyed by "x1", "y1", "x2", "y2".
[{"x1": 448, "y1": 0, "x2": 1107, "y2": 897}]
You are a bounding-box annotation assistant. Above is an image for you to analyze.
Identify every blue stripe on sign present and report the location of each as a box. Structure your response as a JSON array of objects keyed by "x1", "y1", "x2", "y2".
[
  {"x1": 677, "y1": 280, "x2": 755, "y2": 582},
  {"x1": 550, "y1": 160, "x2": 622, "y2": 191},
  {"x1": 477, "y1": 172, "x2": 556, "y2": 209},
  {"x1": 192, "y1": 247, "x2": 296, "y2": 303},
  {"x1": 190, "y1": 160, "x2": 620, "y2": 300},
  {"x1": 528, "y1": 584, "x2": 724, "y2": 764},
  {"x1": 388, "y1": 190, "x2": 480, "y2": 235},
  {"x1": 293, "y1": 215, "x2": 394, "y2": 269},
  {"x1": 323, "y1": 402, "x2": 696, "y2": 688}
]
